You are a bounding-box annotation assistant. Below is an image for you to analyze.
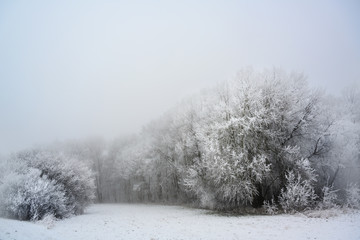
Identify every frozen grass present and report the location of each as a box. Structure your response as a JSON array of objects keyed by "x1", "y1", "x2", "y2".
[{"x1": 0, "y1": 204, "x2": 359, "y2": 240}]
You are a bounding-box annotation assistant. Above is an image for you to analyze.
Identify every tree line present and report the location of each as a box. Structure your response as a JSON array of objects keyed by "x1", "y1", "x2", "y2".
[{"x1": 1, "y1": 68, "x2": 359, "y2": 220}]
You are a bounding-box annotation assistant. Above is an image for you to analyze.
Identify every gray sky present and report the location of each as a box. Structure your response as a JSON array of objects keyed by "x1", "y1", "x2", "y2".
[{"x1": 0, "y1": 0, "x2": 359, "y2": 154}]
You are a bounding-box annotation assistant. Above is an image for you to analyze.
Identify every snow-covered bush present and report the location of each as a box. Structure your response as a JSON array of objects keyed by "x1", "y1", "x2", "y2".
[
  {"x1": 317, "y1": 186, "x2": 339, "y2": 209},
  {"x1": 345, "y1": 184, "x2": 360, "y2": 209},
  {"x1": 0, "y1": 168, "x2": 69, "y2": 221},
  {"x1": 17, "y1": 150, "x2": 96, "y2": 214},
  {"x1": 279, "y1": 171, "x2": 317, "y2": 212},
  {"x1": 36, "y1": 213, "x2": 57, "y2": 229},
  {"x1": 0, "y1": 149, "x2": 95, "y2": 221},
  {"x1": 263, "y1": 199, "x2": 278, "y2": 215}
]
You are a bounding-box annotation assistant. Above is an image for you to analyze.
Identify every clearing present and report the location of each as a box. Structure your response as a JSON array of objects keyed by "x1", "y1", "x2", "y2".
[{"x1": 0, "y1": 204, "x2": 359, "y2": 240}]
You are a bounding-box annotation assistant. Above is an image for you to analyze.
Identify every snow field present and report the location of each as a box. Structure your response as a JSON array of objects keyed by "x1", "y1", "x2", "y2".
[{"x1": 0, "y1": 204, "x2": 359, "y2": 240}]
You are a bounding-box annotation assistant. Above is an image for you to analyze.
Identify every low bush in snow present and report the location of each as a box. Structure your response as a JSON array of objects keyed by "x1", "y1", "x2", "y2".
[
  {"x1": 279, "y1": 171, "x2": 317, "y2": 213},
  {"x1": 18, "y1": 150, "x2": 96, "y2": 215},
  {"x1": 317, "y1": 186, "x2": 339, "y2": 210},
  {"x1": 0, "y1": 150, "x2": 95, "y2": 221},
  {"x1": 345, "y1": 184, "x2": 360, "y2": 209},
  {"x1": 263, "y1": 199, "x2": 278, "y2": 215},
  {"x1": 0, "y1": 168, "x2": 69, "y2": 220}
]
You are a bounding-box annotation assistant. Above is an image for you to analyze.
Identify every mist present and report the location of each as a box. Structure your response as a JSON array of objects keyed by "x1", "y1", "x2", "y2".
[{"x1": 0, "y1": 0, "x2": 359, "y2": 154}]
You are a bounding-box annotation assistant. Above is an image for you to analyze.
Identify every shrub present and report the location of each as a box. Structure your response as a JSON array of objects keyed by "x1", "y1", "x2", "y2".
[
  {"x1": 0, "y1": 150, "x2": 95, "y2": 221},
  {"x1": 263, "y1": 199, "x2": 279, "y2": 215},
  {"x1": 17, "y1": 150, "x2": 96, "y2": 215},
  {"x1": 317, "y1": 186, "x2": 339, "y2": 209},
  {"x1": 279, "y1": 171, "x2": 317, "y2": 213},
  {"x1": 0, "y1": 168, "x2": 69, "y2": 221},
  {"x1": 345, "y1": 183, "x2": 360, "y2": 209}
]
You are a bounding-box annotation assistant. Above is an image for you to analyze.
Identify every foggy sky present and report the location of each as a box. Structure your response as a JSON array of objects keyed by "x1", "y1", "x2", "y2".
[{"x1": 0, "y1": 0, "x2": 359, "y2": 154}]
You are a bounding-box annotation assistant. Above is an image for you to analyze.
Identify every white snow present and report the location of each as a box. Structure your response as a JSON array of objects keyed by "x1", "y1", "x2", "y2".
[{"x1": 0, "y1": 204, "x2": 359, "y2": 240}]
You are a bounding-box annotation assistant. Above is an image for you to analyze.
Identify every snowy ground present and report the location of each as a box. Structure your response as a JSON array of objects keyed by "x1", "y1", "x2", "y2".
[{"x1": 0, "y1": 204, "x2": 359, "y2": 240}]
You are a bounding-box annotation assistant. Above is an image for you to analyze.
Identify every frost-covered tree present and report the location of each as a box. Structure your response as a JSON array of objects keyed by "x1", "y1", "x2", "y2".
[
  {"x1": 183, "y1": 69, "x2": 326, "y2": 209},
  {"x1": 315, "y1": 83, "x2": 360, "y2": 195}
]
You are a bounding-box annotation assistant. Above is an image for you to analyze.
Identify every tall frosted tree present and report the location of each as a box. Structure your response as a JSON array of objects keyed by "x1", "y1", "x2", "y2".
[{"x1": 184, "y1": 69, "x2": 327, "y2": 209}]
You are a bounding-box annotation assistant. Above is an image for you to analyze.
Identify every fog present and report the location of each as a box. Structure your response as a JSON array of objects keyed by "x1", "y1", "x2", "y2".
[{"x1": 0, "y1": 0, "x2": 359, "y2": 154}]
